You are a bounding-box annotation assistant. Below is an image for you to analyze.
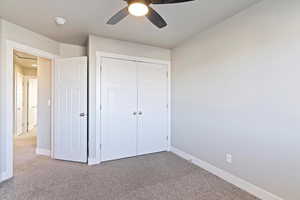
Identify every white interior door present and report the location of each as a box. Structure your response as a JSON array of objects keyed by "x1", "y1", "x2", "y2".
[
  {"x1": 101, "y1": 57, "x2": 138, "y2": 161},
  {"x1": 137, "y1": 62, "x2": 168, "y2": 155},
  {"x1": 54, "y1": 57, "x2": 88, "y2": 163},
  {"x1": 28, "y1": 79, "x2": 38, "y2": 130},
  {"x1": 15, "y1": 72, "x2": 24, "y2": 136}
]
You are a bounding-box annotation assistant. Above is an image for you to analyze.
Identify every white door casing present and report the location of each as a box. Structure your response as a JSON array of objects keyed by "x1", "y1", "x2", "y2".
[
  {"x1": 54, "y1": 57, "x2": 88, "y2": 163},
  {"x1": 137, "y1": 62, "x2": 168, "y2": 155},
  {"x1": 101, "y1": 57, "x2": 138, "y2": 161}
]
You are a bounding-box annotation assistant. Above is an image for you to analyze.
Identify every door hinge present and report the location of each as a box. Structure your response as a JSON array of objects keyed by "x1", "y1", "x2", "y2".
[
  {"x1": 166, "y1": 104, "x2": 168, "y2": 109},
  {"x1": 166, "y1": 72, "x2": 168, "y2": 78},
  {"x1": 100, "y1": 104, "x2": 102, "y2": 111},
  {"x1": 100, "y1": 65, "x2": 103, "y2": 72},
  {"x1": 100, "y1": 144, "x2": 102, "y2": 150},
  {"x1": 166, "y1": 136, "x2": 169, "y2": 141}
]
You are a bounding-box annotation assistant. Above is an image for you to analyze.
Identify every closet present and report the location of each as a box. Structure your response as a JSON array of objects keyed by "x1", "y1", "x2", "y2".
[{"x1": 100, "y1": 57, "x2": 168, "y2": 162}]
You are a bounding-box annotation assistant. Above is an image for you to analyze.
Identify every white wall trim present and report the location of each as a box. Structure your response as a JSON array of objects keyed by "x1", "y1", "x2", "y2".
[
  {"x1": 1, "y1": 40, "x2": 58, "y2": 182},
  {"x1": 92, "y1": 51, "x2": 171, "y2": 165},
  {"x1": 96, "y1": 51, "x2": 170, "y2": 65},
  {"x1": 35, "y1": 148, "x2": 51, "y2": 156},
  {"x1": 171, "y1": 147, "x2": 284, "y2": 200},
  {"x1": 0, "y1": 172, "x2": 10, "y2": 182},
  {"x1": 88, "y1": 158, "x2": 101, "y2": 166}
]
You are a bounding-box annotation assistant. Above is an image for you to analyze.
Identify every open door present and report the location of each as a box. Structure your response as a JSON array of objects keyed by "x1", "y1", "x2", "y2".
[
  {"x1": 53, "y1": 57, "x2": 88, "y2": 163},
  {"x1": 15, "y1": 72, "x2": 24, "y2": 135},
  {"x1": 28, "y1": 78, "x2": 38, "y2": 130}
]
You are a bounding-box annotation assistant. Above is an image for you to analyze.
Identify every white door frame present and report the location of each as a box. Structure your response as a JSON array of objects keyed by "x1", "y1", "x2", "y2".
[
  {"x1": 1, "y1": 40, "x2": 57, "y2": 182},
  {"x1": 93, "y1": 51, "x2": 171, "y2": 165}
]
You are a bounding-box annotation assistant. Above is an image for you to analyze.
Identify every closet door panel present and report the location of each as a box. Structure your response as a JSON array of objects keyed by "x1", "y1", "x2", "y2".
[
  {"x1": 101, "y1": 58, "x2": 138, "y2": 161},
  {"x1": 137, "y1": 62, "x2": 168, "y2": 155}
]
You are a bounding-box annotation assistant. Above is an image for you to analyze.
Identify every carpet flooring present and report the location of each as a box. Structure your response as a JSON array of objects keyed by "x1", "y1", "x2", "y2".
[{"x1": 0, "y1": 135, "x2": 259, "y2": 200}]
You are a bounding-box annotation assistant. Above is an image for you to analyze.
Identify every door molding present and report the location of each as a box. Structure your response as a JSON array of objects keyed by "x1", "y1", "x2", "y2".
[
  {"x1": 92, "y1": 51, "x2": 171, "y2": 165},
  {"x1": 0, "y1": 40, "x2": 58, "y2": 182}
]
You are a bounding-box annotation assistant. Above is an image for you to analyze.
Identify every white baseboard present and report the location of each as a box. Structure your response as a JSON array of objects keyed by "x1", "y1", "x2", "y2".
[
  {"x1": 36, "y1": 148, "x2": 51, "y2": 156},
  {"x1": 88, "y1": 158, "x2": 101, "y2": 166},
  {"x1": 171, "y1": 147, "x2": 283, "y2": 200},
  {"x1": 0, "y1": 171, "x2": 11, "y2": 182}
]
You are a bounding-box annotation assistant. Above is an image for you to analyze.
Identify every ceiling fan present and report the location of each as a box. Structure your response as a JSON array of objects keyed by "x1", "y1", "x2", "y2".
[{"x1": 107, "y1": 0, "x2": 195, "y2": 29}]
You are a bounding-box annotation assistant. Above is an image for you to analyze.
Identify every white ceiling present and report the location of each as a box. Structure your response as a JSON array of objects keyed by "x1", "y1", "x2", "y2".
[{"x1": 0, "y1": 0, "x2": 261, "y2": 48}]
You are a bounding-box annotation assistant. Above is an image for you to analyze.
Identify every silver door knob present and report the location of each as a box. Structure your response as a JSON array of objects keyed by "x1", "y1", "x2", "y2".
[
  {"x1": 138, "y1": 111, "x2": 143, "y2": 115},
  {"x1": 133, "y1": 112, "x2": 137, "y2": 115},
  {"x1": 80, "y1": 113, "x2": 87, "y2": 117}
]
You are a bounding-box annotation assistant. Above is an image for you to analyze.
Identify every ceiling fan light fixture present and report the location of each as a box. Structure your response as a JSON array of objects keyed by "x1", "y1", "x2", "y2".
[{"x1": 128, "y1": 2, "x2": 149, "y2": 17}]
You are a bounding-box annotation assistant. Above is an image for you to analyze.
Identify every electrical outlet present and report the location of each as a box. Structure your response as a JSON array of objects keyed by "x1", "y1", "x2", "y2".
[{"x1": 226, "y1": 154, "x2": 232, "y2": 164}]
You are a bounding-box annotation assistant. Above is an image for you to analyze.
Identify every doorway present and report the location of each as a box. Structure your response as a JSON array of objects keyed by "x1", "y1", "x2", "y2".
[
  {"x1": 1, "y1": 41, "x2": 88, "y2": 183},
  {"x1": 13, "y1": 49, "x2": 52, "y2": 173},
  {"x1": 0, "y1": 40, "x2": 58, "y2": 182}
]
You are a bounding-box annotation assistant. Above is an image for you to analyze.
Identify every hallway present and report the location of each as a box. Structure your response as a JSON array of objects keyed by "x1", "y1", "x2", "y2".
[{"x1": 14, "y1": 129, "x2": 40, "y2": 174}]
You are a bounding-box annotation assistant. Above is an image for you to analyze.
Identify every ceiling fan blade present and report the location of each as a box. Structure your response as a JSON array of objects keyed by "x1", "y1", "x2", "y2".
[
  {"x1": 107, "y1": 7, "x2": 129, "y2": 25},
  {"x1": 146, "y1": 7, "x2": 167, "y2": 28},
  {"x1": 151, "y1": 0, "x2": 194, "y2": 4}
]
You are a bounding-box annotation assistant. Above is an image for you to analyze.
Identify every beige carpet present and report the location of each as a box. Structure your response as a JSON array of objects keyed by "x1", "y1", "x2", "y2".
[
  {"x1": 0, "y1": 135, "x2": 259, "y2": 200},
  {"x1": 13, "y1": 129, "x2": 37, "y2": 172}
]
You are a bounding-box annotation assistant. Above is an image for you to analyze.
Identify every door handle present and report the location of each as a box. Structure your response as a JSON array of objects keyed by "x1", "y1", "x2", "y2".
[
  {"x1": 138, "y1": 111, "x2": 143, "y2": 115},
  {"x1": 133, "y1": 112, "x2": 137, "y2": 115},
  {"x1": 80, "y1": 113, "x2": 87, "y2": 117}
]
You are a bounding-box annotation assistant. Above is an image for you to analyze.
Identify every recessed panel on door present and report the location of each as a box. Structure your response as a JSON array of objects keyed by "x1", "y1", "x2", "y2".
[
  {"x1": 54, "y1": 57, "x2": 88, "y2": 163},
  {"x1": 101, "y1": 57, "x2": 138, "y2": 161},
  {"x1": 137, "y1": 62, "x2": 168, "y2": 155}
]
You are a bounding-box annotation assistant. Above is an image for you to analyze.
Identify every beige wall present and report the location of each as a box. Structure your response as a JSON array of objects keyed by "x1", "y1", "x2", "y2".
[
  {"x1": 1, "y1": 20, "x2": 60, "y2": 55},
  {"x1": 37, "y1": 57, "x2": 52, "y2": 151},
  {"x1": 60, "y1": 43, "x2": 86, "y2": 58},
  {"x1": 88, "y1": 34, "x2": 171, "y2": 161},
  {"x1": 171, "y1": 0, "x2": 300, "y2": 199}
]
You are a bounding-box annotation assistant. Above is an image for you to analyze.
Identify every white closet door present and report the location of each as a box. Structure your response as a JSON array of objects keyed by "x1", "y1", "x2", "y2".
[
  {"x1": 137, "y1": 62, "x2": 168, "y2": 155},
  {"x1": 101, "y1": 57, "x2": 137, "y2": 161},
  {"x1": 54, "y1": 57, "x2": 88, "y2": 163}
]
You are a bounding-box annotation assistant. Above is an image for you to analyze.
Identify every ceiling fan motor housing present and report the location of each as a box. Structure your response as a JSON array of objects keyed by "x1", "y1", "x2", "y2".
[{"x1": 126, "y1": 0, "x2": 151, "y2": 6}]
